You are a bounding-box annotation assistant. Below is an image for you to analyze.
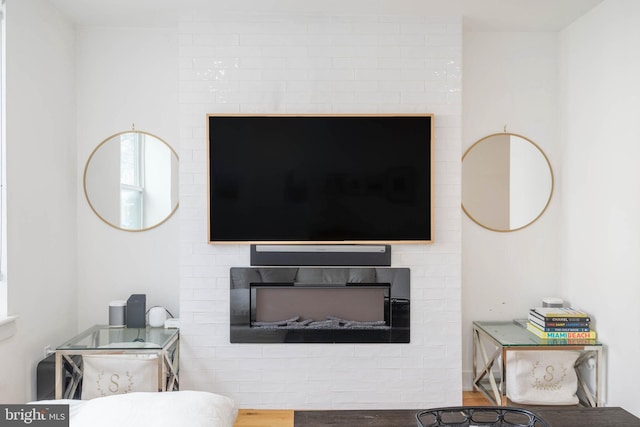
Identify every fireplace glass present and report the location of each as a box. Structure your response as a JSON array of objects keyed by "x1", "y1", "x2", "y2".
[{"x1": 230, "y1": 267, "x2": 409, "y2": 343}]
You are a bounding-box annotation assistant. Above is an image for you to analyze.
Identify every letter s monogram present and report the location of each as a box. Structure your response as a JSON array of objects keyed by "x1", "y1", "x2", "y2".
[
  {"x1": 109, "y1": 373, "x2": 120, "y2": 393},
  {"x1": 543, "y1": 365, "x2": 555, "y2": 382}
]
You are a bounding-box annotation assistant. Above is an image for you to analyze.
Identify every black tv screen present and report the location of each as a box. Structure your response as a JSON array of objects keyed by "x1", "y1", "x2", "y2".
[{"x1": 208, "y1": 114, "x2": 432, "y2": 243}]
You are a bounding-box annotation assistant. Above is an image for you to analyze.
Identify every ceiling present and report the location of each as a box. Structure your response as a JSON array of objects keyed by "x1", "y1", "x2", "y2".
[{"x1": 46, "y1": 0, "x2": 604, "y2": 32}]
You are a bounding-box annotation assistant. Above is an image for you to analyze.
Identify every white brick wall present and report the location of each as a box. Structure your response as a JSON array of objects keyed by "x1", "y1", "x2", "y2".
[{"x1": 178, "y1": 12, "x2": 462, "y2": 409}]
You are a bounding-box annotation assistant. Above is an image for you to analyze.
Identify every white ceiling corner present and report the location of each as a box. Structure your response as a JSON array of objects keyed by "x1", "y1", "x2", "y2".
[{"x1": 46, "y1": 0, "x2": 604, "y2": 32}]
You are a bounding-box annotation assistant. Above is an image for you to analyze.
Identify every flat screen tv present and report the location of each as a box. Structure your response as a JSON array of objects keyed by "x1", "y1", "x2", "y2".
[{"x1": 208, "y1": 114, "x2": 433, "y2": 244}]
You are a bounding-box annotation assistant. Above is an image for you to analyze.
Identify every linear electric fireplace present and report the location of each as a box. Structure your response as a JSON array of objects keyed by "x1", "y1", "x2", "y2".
[{"x1": 230, "y1": 267, "x2": 409, "y2": 343}]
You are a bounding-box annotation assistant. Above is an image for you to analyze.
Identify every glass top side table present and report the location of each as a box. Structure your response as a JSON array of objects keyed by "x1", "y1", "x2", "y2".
[
  {"x1": 55, "y1": 325, "x2": 179, "y2": 399},
  {"x1": 474, "y1": 320, "x2": 602, "y2": 347},
  {"x1": 57, "y1": 325, "x2": 178, "y2": 350},
  {"x1": 472, "y1": 321, "x2": 603, "y2": 407}
]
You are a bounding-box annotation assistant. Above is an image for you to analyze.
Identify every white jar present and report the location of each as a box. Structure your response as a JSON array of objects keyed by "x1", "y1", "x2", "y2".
[{"x1": 148, "y1": 306, "x2": 168, "y2": 327}]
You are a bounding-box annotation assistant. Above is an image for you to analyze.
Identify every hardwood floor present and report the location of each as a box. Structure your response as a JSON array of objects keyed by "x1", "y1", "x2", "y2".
[
  {"x1": 462, "y1": 390, "x2": 493, "y2": 406},
  {"x1": 233, "y1": 409, "x2": 294, "y2": 427},
  {"x1": 233, "y1": 391, "x2": 491, "y2": 427}
]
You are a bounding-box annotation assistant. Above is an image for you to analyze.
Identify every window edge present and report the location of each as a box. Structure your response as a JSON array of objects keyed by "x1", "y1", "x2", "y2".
[{"x1": 0, "y1": 315, "x2": 17, "y2": 342}]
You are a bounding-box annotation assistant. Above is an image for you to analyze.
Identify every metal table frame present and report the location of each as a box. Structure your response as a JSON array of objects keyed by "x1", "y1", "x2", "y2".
[
  {"x1": 55, "y1": 325, "x2": 179, "y2": 399},
  {"x1": 472, "y1": 321, "x2": 603, "y2": 407}
]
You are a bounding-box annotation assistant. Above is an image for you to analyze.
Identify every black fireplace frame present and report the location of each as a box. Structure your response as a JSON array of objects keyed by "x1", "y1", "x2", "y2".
[{"x1": 230, "y1": 267, "x2": 410, "y2": 343}]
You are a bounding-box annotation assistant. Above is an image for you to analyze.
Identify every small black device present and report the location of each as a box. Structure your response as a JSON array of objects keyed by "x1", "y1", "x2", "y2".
[{"x1": 126, "y1": 294, "x2": 146, "y2": 328}]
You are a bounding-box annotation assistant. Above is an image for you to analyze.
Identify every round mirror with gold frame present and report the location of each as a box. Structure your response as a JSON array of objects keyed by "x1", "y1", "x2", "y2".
[
  {"x1": 83, "y1": 130, "x2": 179, "y2": 231},
  {"x1": 462, "y1": 132, "x2": 553, "y2": 232}
]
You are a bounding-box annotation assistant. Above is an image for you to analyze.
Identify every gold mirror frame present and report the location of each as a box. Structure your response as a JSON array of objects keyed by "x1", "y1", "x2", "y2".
[
  {"x1": 83, "y1": 130, "x2": 179, "y2": 232},
  {"x1": 462, "y1": 132, "x2": 554, "y2": 232}
]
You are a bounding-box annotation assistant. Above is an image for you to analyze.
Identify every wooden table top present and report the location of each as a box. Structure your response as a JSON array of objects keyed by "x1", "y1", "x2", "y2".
[
  {"x1": 294, "y1": 407, "x2": 640, "y2": 427},
  {"x1": 534, "y1": 406, "x2": 640, "y2": 427}
]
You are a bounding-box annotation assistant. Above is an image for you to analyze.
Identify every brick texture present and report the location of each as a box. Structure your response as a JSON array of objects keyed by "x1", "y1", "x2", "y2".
[{"x1": 178, "y1": 12, "x2": 462, "y2": 409}]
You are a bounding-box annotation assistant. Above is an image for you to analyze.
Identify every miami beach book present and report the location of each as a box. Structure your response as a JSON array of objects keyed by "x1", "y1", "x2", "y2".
[{"x1": 526, "y1": 322, "x2": 596, "y2": 339}]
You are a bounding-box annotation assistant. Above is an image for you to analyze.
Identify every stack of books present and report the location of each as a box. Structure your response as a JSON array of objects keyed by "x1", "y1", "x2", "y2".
[{"x1": 527, "y1": 307, "x2": 596, "y2": 339}]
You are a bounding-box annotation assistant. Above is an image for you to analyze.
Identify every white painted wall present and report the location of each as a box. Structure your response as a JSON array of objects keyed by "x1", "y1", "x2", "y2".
[
  {"x1": 0, "y1": 0, "x2": 77, "y2": 402},
  {"x1": 178, "y1": 12, "x2": 462, "y2": 409},
  {"x1": 75, "y1": 27, "x2": 180, "y2": 328},
  {"x1": 461, "y1": 32, "x2": 561, "y2": 389},
  {"x1": 84, "y1": 137, "x2": 120, "y2": 224},
  {"x1": 143, "y1": 136, "x2": 174, "y2": 227},
  {"x1": 509, "y1": 135, "x2": 553, "y2": 229},
  {"x1": 559, "y1": 0, "x2": 640, "y2": 416}
]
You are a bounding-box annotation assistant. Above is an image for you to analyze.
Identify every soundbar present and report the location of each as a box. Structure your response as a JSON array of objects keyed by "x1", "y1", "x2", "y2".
[{"x1": 250, "y1": 244, "x2": 391, "y2": 266}]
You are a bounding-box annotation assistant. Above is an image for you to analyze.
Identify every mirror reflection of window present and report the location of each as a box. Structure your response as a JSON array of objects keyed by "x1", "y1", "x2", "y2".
[{"x1": 120, "y1": 133, "x2": 144, "y2": 229}]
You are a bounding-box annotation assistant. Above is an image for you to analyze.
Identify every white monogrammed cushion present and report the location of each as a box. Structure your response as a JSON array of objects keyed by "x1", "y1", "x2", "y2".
[
  {"x1": 81, "y1": 354, "x2": 159, "y2": 400},
  {"x1": 506, "y1": 350, "x2": 580, "y2": 405}
]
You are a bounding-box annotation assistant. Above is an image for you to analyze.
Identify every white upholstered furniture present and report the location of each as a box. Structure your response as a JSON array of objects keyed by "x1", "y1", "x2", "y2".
[{"x1": 35, "y1": 391, "x2": 237, "y2": 427}]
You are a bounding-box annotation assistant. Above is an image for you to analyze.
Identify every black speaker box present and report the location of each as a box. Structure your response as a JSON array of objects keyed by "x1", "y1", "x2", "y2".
[{"x1": 126, "y1": 294, "x2": 146, "y2": 328}]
